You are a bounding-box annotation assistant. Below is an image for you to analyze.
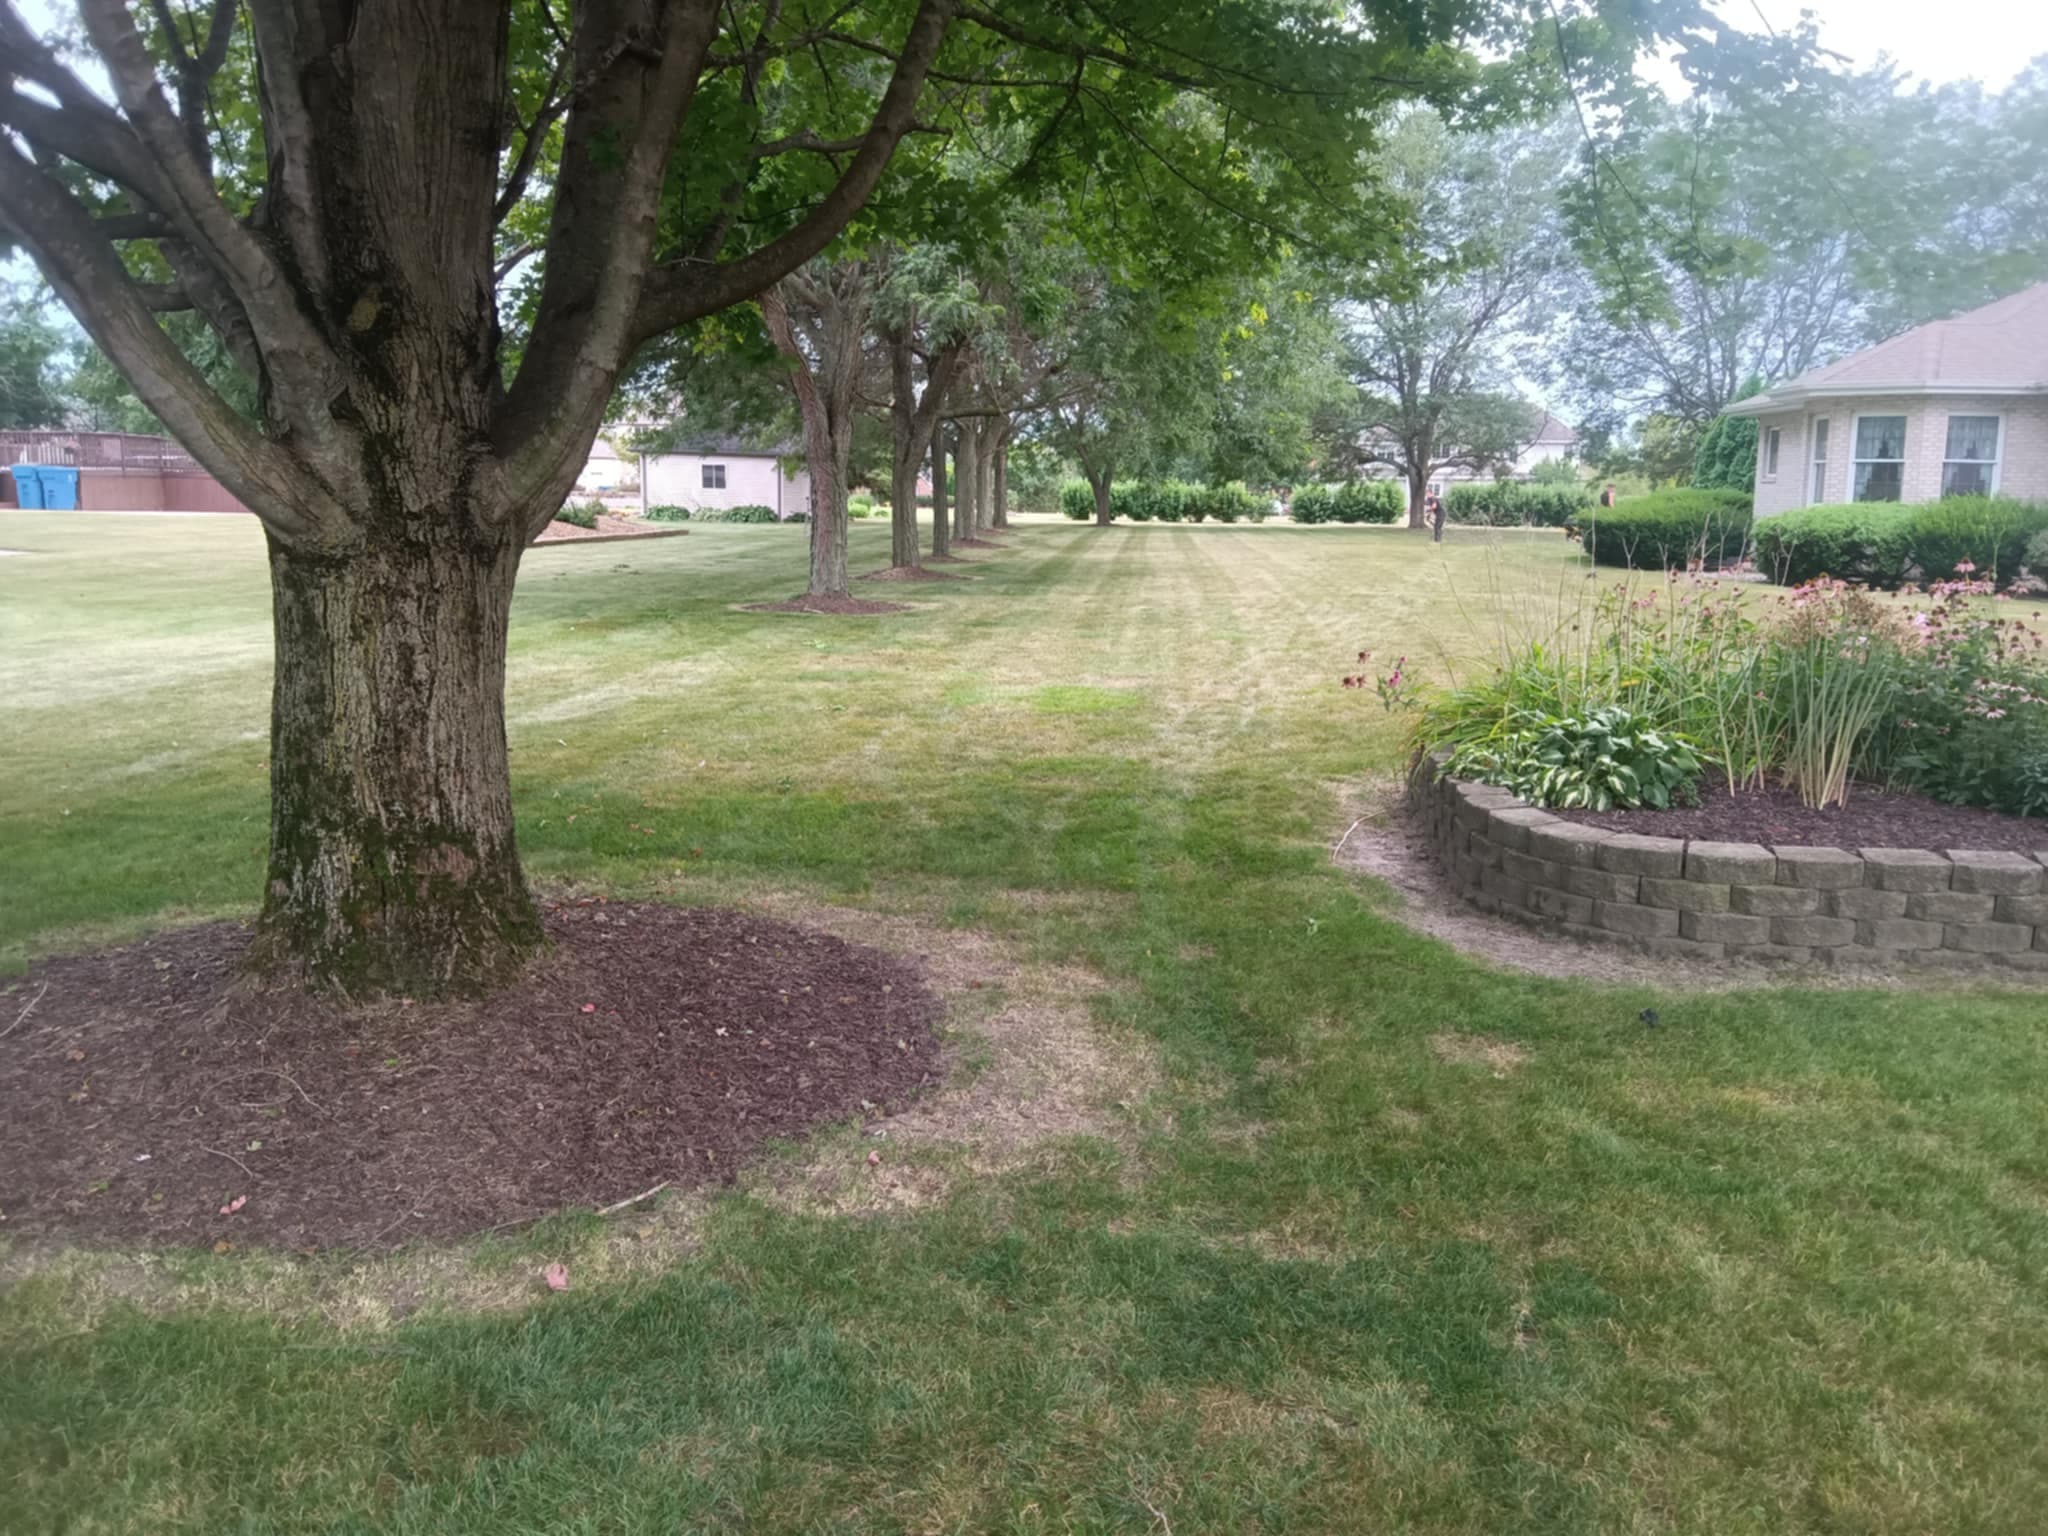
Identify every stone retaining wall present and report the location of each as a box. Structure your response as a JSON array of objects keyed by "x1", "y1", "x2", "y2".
[{"x1": 1412, "y1": 763, "x2": 2048, "y2": 972}]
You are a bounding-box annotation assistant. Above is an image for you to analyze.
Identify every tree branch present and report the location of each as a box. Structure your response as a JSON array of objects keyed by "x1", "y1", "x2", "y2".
[
  {"x1": 0, "y1": 136, "x2": 327, "y2": 541},
  {"x1": 630, "y1": 0, "x2": 958, "y2": 341}
]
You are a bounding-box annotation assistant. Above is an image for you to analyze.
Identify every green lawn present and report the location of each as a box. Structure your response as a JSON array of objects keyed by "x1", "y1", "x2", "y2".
[{"x1": 4, "y1": 512, "x2": 2046, "y2": 1533}]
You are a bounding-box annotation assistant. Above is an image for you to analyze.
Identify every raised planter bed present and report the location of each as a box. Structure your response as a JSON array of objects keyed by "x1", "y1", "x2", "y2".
[{"x1": 1411, "y1": 758, "x2": 2048, "y2": 973}]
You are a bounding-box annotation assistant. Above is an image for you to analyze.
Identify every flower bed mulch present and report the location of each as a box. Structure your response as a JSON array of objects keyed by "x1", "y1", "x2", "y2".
[
  {"x1": 534, "y1": 513, "x2": 681, "y2": 543},
  {"x1": 1554, "y1": 776, "x2": 2048, "y2": 855},
  {"x1": 0, "y1": 903, "x2": 943, "y2": 1252}
]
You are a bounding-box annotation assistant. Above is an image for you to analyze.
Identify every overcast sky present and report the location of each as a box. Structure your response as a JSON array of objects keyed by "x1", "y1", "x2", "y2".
[{"x1": 1687, "y1": 0, "x2": 2048, "y2": 90}]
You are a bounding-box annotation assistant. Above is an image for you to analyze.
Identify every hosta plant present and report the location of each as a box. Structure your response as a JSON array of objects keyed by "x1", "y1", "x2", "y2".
[{"x1": 1445, "y1": 706, "x2": 1702, "y2": 811}]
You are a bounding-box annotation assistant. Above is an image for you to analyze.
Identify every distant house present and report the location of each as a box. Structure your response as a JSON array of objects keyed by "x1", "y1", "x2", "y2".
[
  {"x1": 638, "y1": 436, "x2": 810, "y2": 519},
  {"x1": 1362, "y1": 411, "x2": 1579, "y2": 497},
  {"x1": 1726, "y1": 282, "x2": 2048, "y2": 518}
]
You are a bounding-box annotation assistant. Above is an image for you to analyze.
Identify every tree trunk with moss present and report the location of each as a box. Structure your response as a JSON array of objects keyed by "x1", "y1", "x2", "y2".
[{"x1": 255, "y1": 525, "x2": 540, "y2": 993}]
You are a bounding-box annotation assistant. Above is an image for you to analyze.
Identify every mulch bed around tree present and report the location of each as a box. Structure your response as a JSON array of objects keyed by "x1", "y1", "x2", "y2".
[
  {"x1": 861, "y1": 565, "x2": 962, "y2": 582},
  {"x1": 743, "y1": 594, "x2": 910, "y2": 615},
  {"x1": 951, "y1": 537, "x2": 1005, "y2": 548},
  {"x1": 0, "y1": 903, "x2": 944, "y2": 1251},
  {"x1": 1554, "y1": 775, "x2": 2048, "y2": 855}
]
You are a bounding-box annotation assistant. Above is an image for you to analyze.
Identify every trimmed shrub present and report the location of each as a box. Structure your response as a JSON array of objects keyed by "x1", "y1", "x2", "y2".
[
  {"x1": 1752, "y1": 498, "x2": 2048, "y2": 588},
  {"x1": 1059, "y1": 479, "x2": 1095, "y2": 520},
  {"x1": 697, "y1": 503, "x2": 780, "y2": 524},
  {"x1": 1292, "y1": 480, "x2": 1401, "y2": 524},
  {"x1": 1444, "y1": 481, "x2": 1590, "y2": 528},
  {"x1": 556, "y1": 499, "x2": 603, "y2": 529},
  {"x1": 644, "y1": 503, "x2": 690, "y2": 523},
  {"x1": 1185, "y1": 481, "x2": 1266, "y2": 523},
  {"x1": 2027, "y1": 528, "x2": 2048, "y2": 575},
  {"x1": 1910, "y1": 497, "x2": 2048, "y2": 585},
  {"x1": 1751, "y1": 504, "x2": 1916, "y2": 587},
  {"x1": 1576, "y1": 488, "x2": 1753, "y2": 570}
]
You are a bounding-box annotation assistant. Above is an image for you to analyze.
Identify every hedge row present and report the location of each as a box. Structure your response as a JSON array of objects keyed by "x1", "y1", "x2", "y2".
[
  {"x1": 1573, "y1": 489, "x2": 1754, "y2": 569},
  {"x1": 695, "y1": 504, "x2": 781, "y2": 524},
  {"x1": 1751, "y1": 497, "x2": 2048, "y2": 587},
  {"x1": 1444, "y1": 482, "x2": 1590, "y2": 527},
  {"x1": 1289, "y1": 480, "x2": 1403, "y2": 524},
  {"x1": 1058, "y1": 479, "x2": 1270, "y2": 523}
]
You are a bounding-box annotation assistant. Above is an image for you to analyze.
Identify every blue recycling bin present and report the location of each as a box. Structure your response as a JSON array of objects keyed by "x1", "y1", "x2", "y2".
[
  {"x1": 37, "y1": 465, "x2": 79, "y2": 510},
  {"x1": 10, "y1": 465, "x2": 44, "y2": 509}
]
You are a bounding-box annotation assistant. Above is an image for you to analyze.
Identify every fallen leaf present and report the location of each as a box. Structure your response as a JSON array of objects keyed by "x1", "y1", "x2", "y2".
[
  {"x1": 67, "y1": 1049, "x2": 86, "y2": 1062},
  {"x1": 581, "y1": 1003, "x2": 597, "y2": 1014},
  {"x1": 219, "y1": 1195, "x2": 247, "y2": 1216},
  {"x1": 543, "y1": 1263, "x2": 569, "y2": 1292},
  {"x1": 866, "y1": 1150, "x2": 881, "y2": 1167},
  {"x1": 246, "y1": 1140, "x2": 264, "y2": 1151},
  {"x1": 213, "y1": 1240, "x2": 233, "y2": 1254}
]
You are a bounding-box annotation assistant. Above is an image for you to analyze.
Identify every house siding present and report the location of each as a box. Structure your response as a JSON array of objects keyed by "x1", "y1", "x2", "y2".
[
  {"x1": 1751, "y1": 394, "x2": 2048, "y2": 517},
  {"x1": 640, "y1": 453, "x2": 810, "y2": 518}
]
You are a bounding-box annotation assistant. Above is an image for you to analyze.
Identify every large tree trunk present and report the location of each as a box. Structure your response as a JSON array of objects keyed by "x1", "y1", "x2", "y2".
[
  {"x1": 808, "y1": 452, "x2": 851, "y2": 595},
  {"x1": 930, "y1": 427, "x2": 951, "y2": 559},
  {"x1": 954, "y1": 422, "x2": 979, "y2": 540},
  {"x1": 887, "y1": 330, "x2": 922, "y2": 569},
  {"x1": 253, "y1": 525, "x2": 539, "y2": 996},
  {"x1": 1091, "y1": 470, "x2": 1114, "y2": 526},
  {"x1": 763, "y1": 276, "x2": 864, "y2": 598},
  {"x1": 992, "y1": 432, "x2": 1010, "y2": 528},
  {"x1": 970, "y1": 423, "x2": 993, "y2": 535},
  {"x1": 1406, "y1": 458, "x2": 1431, "y2": 531}
]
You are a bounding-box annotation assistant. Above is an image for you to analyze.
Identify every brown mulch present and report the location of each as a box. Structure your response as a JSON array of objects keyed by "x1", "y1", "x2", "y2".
[
  {"x1": 535, "y1": 512, "x2": 672, "y2": 543},
  {"x1": 0, "y1": 903, "x2": 944, "y2": 1251},
  {"x1": 951, "y1": 537, "x2": 1005, "y2": 548},
  {"x1": 1555, "y1": 775, "x2": 2048, "y2": 855},
  {"x1": 925, "y1": 552, "x2": 972, "y2": 563},
  {"x1": 861, "y1": 565, "x2": 962, "y2": 582},
  {"x1": 743, "y1": 594, "x2": 910, "y2": 615}
]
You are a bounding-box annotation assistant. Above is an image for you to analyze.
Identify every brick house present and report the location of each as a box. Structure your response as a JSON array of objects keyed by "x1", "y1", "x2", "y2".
[{"x1": 1726, "y1": 282, "x2": 2048, "y2": 518}]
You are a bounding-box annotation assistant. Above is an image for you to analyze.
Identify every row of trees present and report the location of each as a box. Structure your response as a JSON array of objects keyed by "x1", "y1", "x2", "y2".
[
  {"x1": 12, "y1": 0, "x2": 2038, "y2": 998},
  {"x1": 6, "y1": 0, "x2": 1678, "y2": 995}
]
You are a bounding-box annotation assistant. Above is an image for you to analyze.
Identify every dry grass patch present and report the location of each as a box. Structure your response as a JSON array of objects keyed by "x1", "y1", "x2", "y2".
[{"x1": 1429, "y1": 1032, "x2": 1529, "y2": 1077}]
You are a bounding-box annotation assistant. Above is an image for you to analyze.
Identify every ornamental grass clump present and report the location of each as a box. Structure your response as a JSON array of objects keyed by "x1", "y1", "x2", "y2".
[{"x1": 1769, "y1": 580, "x2": 1903, "y2": 809}]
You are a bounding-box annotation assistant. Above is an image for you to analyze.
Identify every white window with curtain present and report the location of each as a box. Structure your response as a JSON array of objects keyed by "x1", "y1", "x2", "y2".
[
  {"x1": 701, "y1": 463, "x2": 727, "y2": 490},
  {"x1": 1852, "y1": 415, "x2": 1906, "y2": 502},
  {"x1": 1941, "y1": 415, "x2": 2000, "y2": 497},
  {"x1": 1810, "y1": 418, "x2": 1830, "y2": 504},
  {"x1": 1762, "y1": 427, "x2": 1781, "y2": 479}
]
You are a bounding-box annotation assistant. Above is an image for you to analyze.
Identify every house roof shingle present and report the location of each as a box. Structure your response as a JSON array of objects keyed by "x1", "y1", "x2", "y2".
[{"x1": 1727, "y1": 282, "x2": 2048, "y2": 415}]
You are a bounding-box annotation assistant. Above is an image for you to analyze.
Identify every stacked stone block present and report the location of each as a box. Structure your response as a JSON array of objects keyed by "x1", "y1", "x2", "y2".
[{"x1": 1413, "y1": 763, "x2": 2048, "y2": 973}]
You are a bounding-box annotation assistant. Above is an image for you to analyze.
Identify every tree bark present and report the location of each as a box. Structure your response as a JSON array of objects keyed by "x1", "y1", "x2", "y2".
[
  {"x1": 762, "y1": 276, "x2": 862, "y2": 598},
  {"x1": 1091, "y1": 470, "x2": 1114, "y2": 526},
  {"x1": 992, "y1": 431, "x2": 1010, "y2": 528},
  {"x1": 953, "y1": 421, "x2": 979, "y2": 540},
  {"x1": 971, "y1": 423, "x2": 993, "y2": 535},
  {"x1": 1405, "y1": 435, "x2": 1433, "y2": 530},
  {"x1": 930, "y1": 427, "x2": 951, "y2": 558},
  {"x1": 253, "y1": 525, "x2": 539, "y2": 996},
  {"x1": 888, "y1": 329, "x2": 922, "y2": 568}
]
